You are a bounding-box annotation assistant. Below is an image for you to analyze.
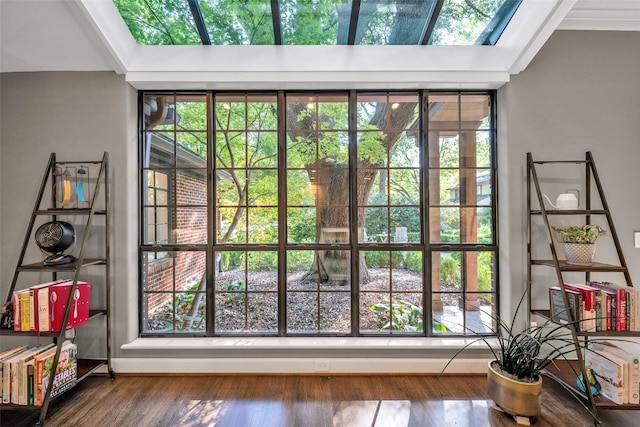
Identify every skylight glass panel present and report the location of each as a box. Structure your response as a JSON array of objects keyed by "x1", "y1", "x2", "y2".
[
  {"x1": 198, "y1": 0, "x2": 275, "y2": 45},
  {"x1": 279, "y1": 0, "x2": 345, "y2": 45},
  {"x1": 113, "y1": 0, "x2": 201, "y2": 45},
  {"x1": 355, "y1": 0, "x2": 437, "y2": 45},
  {"x1": 430, "y1": 0, "x2": 517, "y2": 45},
  {"x1": 112, "y1": 0, "x2": 521, "y2": 46}
]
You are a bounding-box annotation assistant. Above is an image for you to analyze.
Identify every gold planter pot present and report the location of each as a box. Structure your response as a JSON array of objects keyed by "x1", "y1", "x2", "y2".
[{"x1": 487, "y1": 361, "x2": 542, "y2": 418}]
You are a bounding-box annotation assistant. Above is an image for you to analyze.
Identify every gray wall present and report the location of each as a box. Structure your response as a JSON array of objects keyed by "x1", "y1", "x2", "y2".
[
  {"x1": 1, "y1": 30, "x2": 639, "y2": 367},
  {"x1": 0, "y1": 71, "x2": 138, "y2": 353},
  {"x1": 499, "y1": 30, "x2": 640, "y2": 319}
]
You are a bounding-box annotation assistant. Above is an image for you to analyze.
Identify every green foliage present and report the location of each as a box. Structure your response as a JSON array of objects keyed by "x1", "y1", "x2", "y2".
[
  {"x1": 370, "y1": 299, "x2": 422, "y2": 332},
  {"x1": 370, "y1": 299, "x2": 447, "y2": 333},
  {"x1": 553, "y1": 224, "x2": 606, "y2": 244},
  {"x1": 440, "y1": 255, "x2": 460, "y2": 288}
]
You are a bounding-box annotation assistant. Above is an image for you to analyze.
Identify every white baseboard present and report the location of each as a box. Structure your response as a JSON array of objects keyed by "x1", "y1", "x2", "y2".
[{"x1": 110, "y1": 357, "x2": 491, "y2": 374}]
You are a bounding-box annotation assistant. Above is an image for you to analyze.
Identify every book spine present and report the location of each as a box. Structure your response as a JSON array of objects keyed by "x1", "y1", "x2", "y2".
[
  {"x1": 27, "y1": 362, "x2": 35, "y2": 406},
  {"x1": 20, "y1": 292, "x2": 30, "y2": 331}
]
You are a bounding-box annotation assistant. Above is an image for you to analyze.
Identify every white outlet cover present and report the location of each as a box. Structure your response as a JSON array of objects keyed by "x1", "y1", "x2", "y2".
[{"x1": 635, "y1": 231, "x2": 640, "y2": 248}]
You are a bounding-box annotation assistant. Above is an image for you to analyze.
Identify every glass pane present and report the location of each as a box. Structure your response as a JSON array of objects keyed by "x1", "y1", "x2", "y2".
[
  {"x1": 248, "y1": 98, "x2": 278, "y2": 129},
  {"x1": 432, "y1": 292, "x2": 463, "y2": 333},
  {"x1": 356, "y1": 1, "x2": 434, "y2": 45},
  {"x1": 175, "y1": 170, "x2": 207, "y2": 205},
  {"x1": 215, "y1": 292, "x2": 246, "y2": 332},
  {"x1": 360, "y1": 292, "x2": 388, "y2": 333},
  {"x1": 391, "y1": 294, "x2": 422, "y2": 332},
  {"x1": 144, "y1": 132, "x2": 175, "y2": 167},
  {"x1": 389, "y1": 208, "x2": 420, "y2": 243},
  {"x1": 320, "y1": 292, "x2": 350, "y2": 333},
  {"x1": 287, "y1": 96, "x2": 317, "y2": 130},
  {"x1": 431, "y1": 0, "x2": 512, "y2": 45},
  {"x1": 248, "y1": 293, "x2": 278, "y2": 332},
  {"x1": 177, "y1": 132, "x2": 208, "y2": 167},
  {"x1": 363, "y1": 207, "x2": 388, "y2": 242},
  {"x1": 216, "y1": 132, "x2": 245, "y2": 168},
  {"x1": 199, "y1": 0, "x2": 274, "y2": 45},
  {"x1": 428, "y1": 133, "x2": 459, "y2": 168},
  {"x1": 287, "y1": 132, "x2": 317, "y2": 168},
  {"x1": 389, "y1": 169, "x2": 419, "y2": 205},
  {"x1": 360, "y1": 170, "x2": 387, "y2": 206},
  {"x1": 217, "y1": 169, "x2": 245, "y2": 206},
  {"x1": 287, "y1": 292, "x2": 318, "y2": 332},
  {"x1": 287, "y1": 208, "x2": 316, "y2": 244},
  {"x1": 428, "y1": 94, "x2": 459, "y2": 128},
  {"x1": 142, "y1": 250, "x2": 206, "y2": 333},
  {"x1": 248, "y1": 170, "x2": 278, "y2": 206},
  {"x1": 460, "y1": 94, "x2": 490, "y2": 129},
  {"x1": 389, "y1": 132, "x2": 420, "y2": 168},
  {"x1": 215, "y1": 97, "x2": 246, "y2": 130},
  {"x1": 217, "y1": 208, "x2": 246, "y2": 244},
  {"x1": 475, "y1": 133, "x2": 492, "y2": 167},
  {"x1": 174, "y1": 206, "x2": 208, "y2": 244},
  {"x1": 319, "y1": 101, "x2": 348, "y2": 130},
  {"x1": 247, "y1": 251, "x2": 278, "y2": 291},
  {"x1": 287, "y1": 170, "x2": 315, "y2": 206},
  {"x1": 430, "y1": 169, "x2": 459, "y2": 206},
  {"x1": 144, "y1": 95, "x2": 176, "y2": 130},
  {"x1": 392, "y1": 251, "x2": 422, "y2": 292},
  {"x1": 248, "y1": 208, "x2": 278, "y2": 244},
  {"x1": 176, "y1": 95, "x2": 207, "y2": 130},
  {"x1": 249, "y1": 132, "x2": 278, "y2": 168},
  {"x1": 280, "y1": 0, "x2": 343, "y2": 45},
  {"x1": 362, "y1": 251, "x2": 390, "y2": 291},
  {"x1": 114, "y1": 0, "x2": 200, "y2": 45},
  {"x1": 465, "y1": 296, "x2": 495, "y2": 334},
  {"x1": 318, "y1": 132, "x2": 349, "y2": 165},
  {"x1": 287, "y1": 250, "x2": 315, "y2": 290}
]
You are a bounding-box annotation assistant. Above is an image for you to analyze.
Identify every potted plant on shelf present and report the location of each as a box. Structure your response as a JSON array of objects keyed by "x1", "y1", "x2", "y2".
[{"x1": 552, "y1": 224, "x2": 606, "y2": 265}]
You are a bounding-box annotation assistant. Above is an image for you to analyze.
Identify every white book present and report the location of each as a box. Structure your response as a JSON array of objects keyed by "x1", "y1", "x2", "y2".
[
  {"x1": 596, "y1": 342, "x2": 640, "y2": 405},
  {"x1": 585, "y1": 347, "x2": 625, "y2": 404}
]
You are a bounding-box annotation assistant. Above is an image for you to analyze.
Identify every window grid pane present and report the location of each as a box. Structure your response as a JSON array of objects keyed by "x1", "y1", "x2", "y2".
[{"x1": 139, "y1": 90, "x2": 497, "y2": 337}]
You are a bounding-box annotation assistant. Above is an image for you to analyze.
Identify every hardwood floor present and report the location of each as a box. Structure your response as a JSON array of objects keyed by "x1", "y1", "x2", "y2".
[{"x1": 1, "y1": 374, "x2": 638, "y2": 426}]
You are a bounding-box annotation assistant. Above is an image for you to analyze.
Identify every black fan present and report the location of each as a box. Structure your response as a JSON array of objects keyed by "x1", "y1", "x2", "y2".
[{"x1": 34, "y1": 221, "x2": 76, "y2": 265}]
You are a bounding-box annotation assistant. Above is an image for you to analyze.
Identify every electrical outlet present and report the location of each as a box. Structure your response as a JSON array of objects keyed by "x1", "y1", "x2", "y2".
[
  {"x1": 315, "y1": 361, "x2": 330, "y2": 372},
  {"x1": 635, "y1": 231, "x2": 640, "y2": 249}
]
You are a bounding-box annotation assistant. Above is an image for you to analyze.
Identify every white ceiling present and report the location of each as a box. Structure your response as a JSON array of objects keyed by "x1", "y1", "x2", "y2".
[{"x1": 1, "y1": 0, "x2": 639, "y2": 89}]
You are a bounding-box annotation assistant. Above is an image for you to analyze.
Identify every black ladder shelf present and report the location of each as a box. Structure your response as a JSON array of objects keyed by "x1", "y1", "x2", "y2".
[
  {"x1": 0, "y1": 152, "x2": 113, "y2": 426},
  {"x1": 527, "y1": 151, "x2": 639, "y2": 421}
]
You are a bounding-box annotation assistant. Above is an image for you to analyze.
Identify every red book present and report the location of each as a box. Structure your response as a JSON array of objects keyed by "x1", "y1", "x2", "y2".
[
  {"x1": 49, "y1": 281, "x2": 91, "y2": 332},
  {"x1": 563, "y1": 283, "x2": 597, "y2": 332},
  {"x1": 588, "y1": 281, "x2": 627, "y2": 331}
]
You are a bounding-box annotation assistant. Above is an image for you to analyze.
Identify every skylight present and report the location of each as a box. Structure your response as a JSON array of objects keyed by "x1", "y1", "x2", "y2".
[{"x1": 113, "y1": 0, "x2": 522, "y2": 46}]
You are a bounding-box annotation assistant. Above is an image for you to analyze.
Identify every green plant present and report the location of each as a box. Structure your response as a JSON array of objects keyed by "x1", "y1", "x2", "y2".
[
  {"x1": 440, "y1": 290, "x2": 638, "y2": 424},
  {"x1": 553, "y1": 224, "x2": 606, "y2": 244},
  {"x1": 370, "y1": 299, "x2": 447, "y2": 333}
]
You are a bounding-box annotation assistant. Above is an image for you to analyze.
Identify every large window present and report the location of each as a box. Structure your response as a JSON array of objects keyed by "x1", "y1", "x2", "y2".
[{"x1": 140, "y1": 90, "x2": 497, "y2": 336}]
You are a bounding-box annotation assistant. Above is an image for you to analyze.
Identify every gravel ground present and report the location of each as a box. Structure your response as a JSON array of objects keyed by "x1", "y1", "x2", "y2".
[{"x1": 148, "y1": 268, "x2": 459, "y2": 333}]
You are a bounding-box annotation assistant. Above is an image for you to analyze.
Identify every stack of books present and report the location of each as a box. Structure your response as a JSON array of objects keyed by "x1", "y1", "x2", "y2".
[
  {"x1": 0, "y1": 341, "x2": 77, "y2": 406},
  {"x1": 11, "y1": 280, "x2": 91, "y2": 332},
  {"x1": 548, "y1": 281, "x2": 639, "y2": 332},
  {"x1": 584, "y1": 342, "x2": 639, "y2": 405}
]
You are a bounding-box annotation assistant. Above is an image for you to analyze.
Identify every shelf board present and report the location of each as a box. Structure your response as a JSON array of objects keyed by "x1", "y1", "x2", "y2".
[
  {"x1": 530, "y1": 209, "x2": 608, "y2": 215},
  {"x1": 544, "y1": 360, "x2": 640, "y2": 410},
  {"x1": 34, "y1": 209, "x2": 106, "y2": 215},
  {"x1": 17, "y1": 258, "x2": 106, "y2": 272},
  {"x1": 531, "y1": 310, "x2": 640, "y2": 336},
  {"x1": 530, "y1": 260, "x2": 627, "y2": 272},
  {"x1": 0, "y1": 310, "x2": 107, "y2": 336}
]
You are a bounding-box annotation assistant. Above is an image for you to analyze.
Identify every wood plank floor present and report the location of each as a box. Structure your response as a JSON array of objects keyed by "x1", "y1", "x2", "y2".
[{"x1": 1, "y1": 374, "x2": 638, "y2": 427}]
